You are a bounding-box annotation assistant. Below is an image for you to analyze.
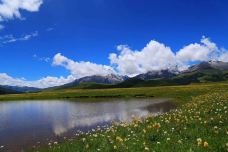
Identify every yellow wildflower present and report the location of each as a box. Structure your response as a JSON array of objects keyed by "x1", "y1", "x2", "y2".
[
  {"x1": 113, "y1": 145, "x2": 117, "y2": 149},
  {"x1": 203, "y1": 141, "x2": 209, "y2": 148},
  {"x1": 153, "y1": 123, "x2": 161, "y2": 129},
  {"x1": 197, "y1": 138, "x2": 202, "y2": 146},
  {"x1": 145, "y1": 147, "x2": 149, "y2": 151},
  {"x1": 116, "y1": 136, "x2": 123, "y2": 142}
]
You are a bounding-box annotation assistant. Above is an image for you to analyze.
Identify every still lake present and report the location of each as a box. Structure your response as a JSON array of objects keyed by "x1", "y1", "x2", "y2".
[{"x1": 0, "y1": 98, "x2": 175, "y2": 152}]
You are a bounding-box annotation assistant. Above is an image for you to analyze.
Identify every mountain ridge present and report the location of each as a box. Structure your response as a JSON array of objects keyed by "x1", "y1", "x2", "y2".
[
  {"x1": 76, "y1": 61, "x2": 228, "y2": 89},
  {"x1": 58, "y1": 74, "x2": 128, "y2": 88},
  {"x1": 1, "y1": 85, "x2": 41, "y2": 93},
  {"x1": 2, "y1": 61, "x2": 228, "y2": 92},
  {"x1": 0, "y1": 86, "x2": 20, "y2": 95}
]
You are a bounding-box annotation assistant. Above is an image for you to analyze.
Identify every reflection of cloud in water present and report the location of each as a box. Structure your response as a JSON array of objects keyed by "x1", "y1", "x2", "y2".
[
  {"x1": 0, "y1": 98, "x2": 175, "y2": 150},
  {"x1": 52, "y1": 108, "x2": 151, "y2": 135},
  {"x1": 50, "y1": 99, "x2": 172, "y2": 136}
]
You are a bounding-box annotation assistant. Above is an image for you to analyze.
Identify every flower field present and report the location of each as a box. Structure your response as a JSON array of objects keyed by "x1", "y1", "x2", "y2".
[{"x1": 37, "y1": 91, "x2": 228, "y2": 152}]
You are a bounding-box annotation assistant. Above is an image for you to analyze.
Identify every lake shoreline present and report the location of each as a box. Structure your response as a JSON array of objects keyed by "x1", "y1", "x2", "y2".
[
  {"x1": 37, "y1": 91, "x2": 228, "y2": 152},
  {"x1": 1, "y1": 83, "x2": 228, "y2": 151},
  {"x1": 0, "y1": 98, "x2": 175, "y2": 152}
]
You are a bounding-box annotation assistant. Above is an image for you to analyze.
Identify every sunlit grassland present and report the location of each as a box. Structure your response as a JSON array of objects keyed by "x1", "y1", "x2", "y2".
[
  {"x1": 1, "y1": 82, "x2": 228, "y2": 106},
  {"x1": 37, "y1": 90, "x2": 228, "y2": 152},
  {"x1": 1, "y1": 82, "x2": 227, "y2": 151}
]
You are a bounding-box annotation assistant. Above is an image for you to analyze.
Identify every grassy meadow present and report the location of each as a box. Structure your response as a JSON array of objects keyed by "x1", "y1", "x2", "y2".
[
  {"x1": 0, "y1": 82, "x2": 228, "y2": 151},
  {"x1": 37, "y1": 92, "x2": 228, "y2": 152},
  {"x1": 0, "y1": 82, "x2": 228, "y2": 104}
]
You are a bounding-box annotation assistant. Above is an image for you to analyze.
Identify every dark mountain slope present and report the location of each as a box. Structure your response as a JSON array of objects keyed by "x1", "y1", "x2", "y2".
[
  {"x1": 2, "y1": 86, "x2": 40, "y2": 93},
  {"x1": 0, "y1": 86, "x2": 19, "y2": 95},
  {"x1": 52, "y1": 74, "x2": 128, "y2": 90},
  {"x1": 90, "y1": 61, "x2": 228, "y2": 89},
  {"x1": 135, "y1": 69, "x2": 177, "y2": 80}
]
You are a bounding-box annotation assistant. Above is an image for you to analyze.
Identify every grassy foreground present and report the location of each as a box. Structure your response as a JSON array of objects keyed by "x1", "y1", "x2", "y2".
[
  {"x1": 28, "y1": 83, "x2": 228, "y2": 152},
  {"x1": 37, "y1": 93, "x2": 228, "y2": 152}
]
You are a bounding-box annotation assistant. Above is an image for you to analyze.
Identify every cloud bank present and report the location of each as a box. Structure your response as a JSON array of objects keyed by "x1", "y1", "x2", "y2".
[
  {"x1": 0, "y1": 73, "x2": 74, "y2": 88},
  {"x1": 1, "y1": 36, "x2": 228, "y2": 88},
  {"x1": 109, "y1": 41, "x2": 176, "y2": 76},
  {"x1": 0, "y1": 0, "x2": 43, "y2": 28},
  {"x1": 53, "y1": 53, "x2": 116, "y2": 79},
  {"x1": 109, "y1": 36, "x2": 223, "y2": 75}
]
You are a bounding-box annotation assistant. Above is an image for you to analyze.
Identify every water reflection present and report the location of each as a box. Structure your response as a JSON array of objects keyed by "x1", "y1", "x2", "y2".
[{"x1": 0, "y1": 98, "x2": 175, "y2": 152}]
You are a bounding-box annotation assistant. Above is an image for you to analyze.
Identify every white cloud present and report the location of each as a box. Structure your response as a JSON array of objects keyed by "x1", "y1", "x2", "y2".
[
  {"x1": 0, "y1": 52, "x2": 116, "y2": 88},
  {"x1": 53, "y1": 53, "x2": 116, "y2": 79},
  {"x1": 0, "y1": 73, "x2": 74, "y2": 88},
  {"x1": 218, "y1": 48, "x2": 228, "y2": 62},
  {"x1": 0, "y1": 31, "x2": 38, "y2": 44},
  {"x1": 0, "y1": 0, "x2": 43, "y2": 28},
  {"x1": 176, "y1": 37, "x2": 218, "y2": 63},
  {"x1": 109, "y1": 41, "x2": 176, "y2": 76},
  {"x1": 110, "y1": 36, "x2": 228, "y2": 75},
  {"x1": 1, "y1": 36, "x2": 228, "y2": 88}
]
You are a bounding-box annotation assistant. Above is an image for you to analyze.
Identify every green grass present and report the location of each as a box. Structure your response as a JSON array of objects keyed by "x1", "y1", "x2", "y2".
[
  {"x1": 0, "y1": 82, "x2": 228, "y2": 105},
  {"x1": 1, "y1": 82, "x2": 228, "y2": 151},
  {"x1": 35, "y1": 85, "x2": 228, "y2": 152}
]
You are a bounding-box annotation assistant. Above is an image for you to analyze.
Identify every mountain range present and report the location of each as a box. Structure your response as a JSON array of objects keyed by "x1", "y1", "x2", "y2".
[
  {"x1": 1, "y1": 61, "x2": 228, "y2": 94},
  {"x1": 62, "y1": 74, "x2": 128, "y2": 87},
  {"x1": 0, "y1": 85, "x2": 40, "y2": 95},
  {"x1": 0, "y1": 86, "x2": 19, "y2": 94},
  {"x1": 53, "y1": 60, "x2": 228, "y2": 89},
  {"x1": 114, "y1": 60, "x2": 228, "y2": 88},
  {"x1": 135, "y1": 69, "x2": 177, "y2": 80},
  {"x1": 2, "y1": 85, "x2": 41, "y2": 93}
]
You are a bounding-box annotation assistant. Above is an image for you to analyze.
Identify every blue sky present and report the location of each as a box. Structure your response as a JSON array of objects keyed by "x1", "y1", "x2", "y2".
[{"x1": 0, "y1": 0, "x2": 228, "y2": 88}]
